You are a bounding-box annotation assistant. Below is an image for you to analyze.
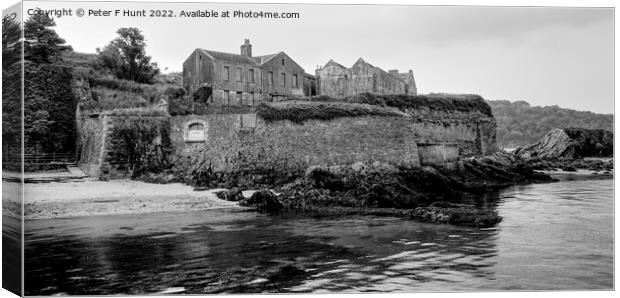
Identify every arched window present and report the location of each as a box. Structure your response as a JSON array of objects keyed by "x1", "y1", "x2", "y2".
[{"x1": 184, "y1": 120, "x2": 208, "y2": 143}]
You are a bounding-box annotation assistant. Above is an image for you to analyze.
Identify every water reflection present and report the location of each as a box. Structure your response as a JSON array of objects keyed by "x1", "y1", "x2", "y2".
[{"x1": 24, "y1": 179, "x2": 613, "y2": 294}]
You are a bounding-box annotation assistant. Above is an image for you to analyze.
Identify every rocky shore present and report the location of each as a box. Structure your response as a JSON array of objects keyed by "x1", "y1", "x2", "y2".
[{"x1": 206, "y1": 151, "x2": 580, "y2": 228}]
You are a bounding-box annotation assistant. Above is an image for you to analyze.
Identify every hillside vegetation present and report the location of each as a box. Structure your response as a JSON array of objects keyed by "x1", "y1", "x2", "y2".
[{"x1": 488, "y1": 100, "x2": 613, "y2": 148}]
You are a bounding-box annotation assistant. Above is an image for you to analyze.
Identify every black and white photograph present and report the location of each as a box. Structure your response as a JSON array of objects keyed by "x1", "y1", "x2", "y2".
[{"x1": 1, "y1": 0, "x2": 615, "y2": 296}]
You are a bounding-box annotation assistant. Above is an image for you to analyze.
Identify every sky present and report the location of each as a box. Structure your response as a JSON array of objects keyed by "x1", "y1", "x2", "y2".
[{"x1": 20, "y1": 1, "x2": 614, "y2": 114}]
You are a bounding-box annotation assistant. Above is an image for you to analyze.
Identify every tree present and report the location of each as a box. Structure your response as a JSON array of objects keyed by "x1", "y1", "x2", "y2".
[
  {"x1": 2, "y1": 14, "x2": 21, "y2": 68},
  {"x1": 97, "y1": 27, "x2": 159, "y2": 83},
  {"x1": 23, "y1": 11, "x2": 72, "y2": 63}
]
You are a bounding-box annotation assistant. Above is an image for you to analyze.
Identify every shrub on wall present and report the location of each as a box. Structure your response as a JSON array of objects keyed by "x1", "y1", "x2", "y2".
[
  {"x1": 302, "y1": 93, "x2": 493, "y2": 117},
  {"x1": 256, "y1": 100, "x2": 405, "y2": 123},
  {"x1": 107, "y1": 117, "x2": 172, "y2": 178}
]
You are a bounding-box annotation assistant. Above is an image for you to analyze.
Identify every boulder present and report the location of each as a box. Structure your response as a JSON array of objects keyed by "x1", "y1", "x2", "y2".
[
  {"x1": 410, "y1": 201, "x2": 502, "y2": 228},
  {"x1": 215, "y1": 187, "x2": 245, "y2": 201},
  {"x1": 240, "y1": 190, "x2": 283, "y2": 212},
  {"x1": 514, "y1": 128, "x2": 613, "y2": 159}
]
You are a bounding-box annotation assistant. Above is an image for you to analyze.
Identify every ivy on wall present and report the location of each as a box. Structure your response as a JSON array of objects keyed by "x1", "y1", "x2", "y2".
[{"x1": 107, "y1": 117, "x2": 172, "y2": 178}]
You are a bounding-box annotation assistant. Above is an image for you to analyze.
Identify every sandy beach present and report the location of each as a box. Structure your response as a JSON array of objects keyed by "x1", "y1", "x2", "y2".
[
  {"x1": 4, "y1": 179, "x2": 249, "y2": 220},
  {"x1": 4, "y1": 168, "x2": 611, "y2": 221}
]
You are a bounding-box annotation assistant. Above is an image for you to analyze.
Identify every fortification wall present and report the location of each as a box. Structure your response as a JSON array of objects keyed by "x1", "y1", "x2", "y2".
[
  {"x1": 77, "y1": 115, "x2": 105, "y2": 176},
  {"x1": 170, "y1": 113, "x2": 420, "y2": 184},
  {"x1": 77, "y1": 114, "x2": 170, "y2": 179},
  {"x1": 408, "y1": 109, "x2": 497, "y2": 157},
  {"x1": 417, "y1": 143, "x2": 459, "y2": 165}
]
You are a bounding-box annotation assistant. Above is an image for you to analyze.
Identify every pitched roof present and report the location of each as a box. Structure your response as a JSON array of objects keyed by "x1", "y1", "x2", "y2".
[
  {"x1": 198, "y1": 49, "x2": 261, "y2": 66},
  {"x1": 324, "y1": 59, "x2": 348, "y2": 69},
  {"x1": 253, "y1": 53, "x2": 280, "y2": 64}
]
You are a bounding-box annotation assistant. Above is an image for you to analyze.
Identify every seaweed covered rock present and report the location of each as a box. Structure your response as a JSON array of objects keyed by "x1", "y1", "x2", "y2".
[
  {"x1": 265, "y1": 264, "x2": 306, "y2": 281},
  {"x1": 411, "y1": 201, "x2": 502, "y2": 228},
  {"x1": 281, "y1": 155, "x2": 554, "y2": 213},
  {"x1": 215, "y1": 188, "x2": 245, "y2": 202},
  {"x1": 514, "y1": 128, "x2": 613, "y2": 159},
  {"x1": 240, "y1": 190, "x2": 283, "y2": 212}
]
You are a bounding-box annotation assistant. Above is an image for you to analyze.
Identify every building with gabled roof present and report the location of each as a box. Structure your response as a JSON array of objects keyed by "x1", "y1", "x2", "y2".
[
  {"x1": 183, "y1": 39, "x2": 314, "y2": 106},
  {"x1": 315, "y1": 57, "x2": 417, "y2": 98}
]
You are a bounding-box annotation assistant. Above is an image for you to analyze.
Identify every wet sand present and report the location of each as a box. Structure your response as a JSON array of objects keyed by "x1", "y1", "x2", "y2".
[
  {"x1": 16, "y1": 180, "x2": 248, "y2": 220},
  {"x1": 540, "y1": 169, "x2": 613, "y2": 181}
]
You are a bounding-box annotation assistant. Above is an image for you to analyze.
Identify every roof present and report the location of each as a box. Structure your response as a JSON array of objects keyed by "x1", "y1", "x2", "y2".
[
  {"x1": 198, "y1": 49, "x2": 261, "y2": 66},
  {"x1": 253, "y1": 53, "x2": 280, "y2": 64},
  {"x1": 325, "y1": 59, "x2": 348, "y2": 69},
  {"x1": 322, "y1": 58, "x2": 405, "y2": 83}
]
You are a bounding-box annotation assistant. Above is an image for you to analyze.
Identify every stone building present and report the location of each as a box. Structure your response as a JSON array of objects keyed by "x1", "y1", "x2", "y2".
[
  {"x1": 183, "y1": 39, "x2": 315, "y2": 105},
  {"x1": 315, "y1": 58, "x2": 417, "y2": 98}
]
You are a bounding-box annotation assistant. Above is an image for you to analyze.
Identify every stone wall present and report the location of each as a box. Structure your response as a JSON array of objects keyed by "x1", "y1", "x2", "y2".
[
  {"x1": 77, "y1": 114, "x2": 170, "y2": 179},
  {"x1": 77, "y1": 115, "x2": 105, "y2": 176},
  {"x1": 315, "y1": 59, "x2": 413, "y2": 98},
  {"x1": 170, "y1": 113, "x2": 421, "y2": 184},
  {"x1": 408, "y1": 109, "x2": 497, "y2": 157},
  {"x1": 418, "y1": 143, "x2": 459, "y2": 165}
]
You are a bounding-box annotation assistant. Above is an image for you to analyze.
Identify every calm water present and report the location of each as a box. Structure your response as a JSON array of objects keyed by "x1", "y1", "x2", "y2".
[{"x1": 24, "y1": 179, "x2": 613, "y2": 295}]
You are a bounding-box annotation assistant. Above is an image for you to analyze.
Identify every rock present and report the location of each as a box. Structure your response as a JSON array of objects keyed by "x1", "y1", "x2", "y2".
[
  {"x1": 515, "y1": 128, "x2": 613, "y2": 159},
  {"x1": 215, "y1": 187, "x2": 245, "y2": 201},
  {"x1": 561, "y1": 165, "x2": 577, "y2": 172},
  {"x1": 304, "y1": 166, "x2": 344, "y2": 190},
  {"x1": 240, "y1": 190, "x2": 283, "y2": 212},
  {"x1": 350, "y1": 162, "x2": 367, "y2": 174},
  {"x1": 266, "y1": 264, "x2": 305, "y2": 281},
  {"x1": 411, "y1": 201, "x2": 502, "y2": 228}
]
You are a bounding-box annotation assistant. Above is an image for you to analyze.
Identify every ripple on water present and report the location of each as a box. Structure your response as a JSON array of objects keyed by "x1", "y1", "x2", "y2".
[{"x1": 23, "y1": 179, "x2": 613, "y2": 294}]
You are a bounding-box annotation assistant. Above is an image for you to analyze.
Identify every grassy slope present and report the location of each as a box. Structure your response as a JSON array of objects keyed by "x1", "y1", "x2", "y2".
[{"x1": 60, "y1": 51, "x2": 184, "y2": 113}]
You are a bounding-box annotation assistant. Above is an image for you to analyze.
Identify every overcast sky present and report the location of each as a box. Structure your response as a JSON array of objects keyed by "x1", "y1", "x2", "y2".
[{"x1": 22, "y1": 1, "x2": 614, "y2": 113}]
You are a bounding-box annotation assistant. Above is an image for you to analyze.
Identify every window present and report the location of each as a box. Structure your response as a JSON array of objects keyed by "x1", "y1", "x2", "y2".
[
  {"x1": 223, "y1": 66, "x2": 230, "y2": 81},
  {"x1": 237, "y1": 92, "x2": 243, "y2": 105},
  {"x1": 249, "y1": 92, "x2": 255, "y2": 106},
  {"x1": 281, "y1": 58, "x2": 285, "y2": 66},
  {"x1": 236, "y1": 67, "x2": 242, "y2": 82},
  {"x1": 224, "y1": 90, "x2": 230, "y2": 105},
  {"x1": 280, "y1": 73, "x2": 286, "y2": 87},
  {"x1": 293, "y1": 74, "x2": 298, "y2": 88},
  {"x1": 249, "y1": 69, "x2": 255, "y2": 83},
  {"x1": 268, "y1": 72, "x2": 274, "y2": 86}
]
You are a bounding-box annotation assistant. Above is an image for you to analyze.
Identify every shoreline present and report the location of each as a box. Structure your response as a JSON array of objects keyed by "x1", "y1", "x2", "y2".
[
  {"x1": 540, "y1": 169, "x2": 613, "y2": 181},
  {"x1": 7, "y1": 168, "x2": 612, "y2": 221},
  {"x1": 4, "y1": 179, "x2": 251, "y2": 220}
]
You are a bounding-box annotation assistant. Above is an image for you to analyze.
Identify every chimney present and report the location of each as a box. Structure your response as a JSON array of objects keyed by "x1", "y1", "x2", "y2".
[
  {"x1": 241, "y1": 39, "x2": 252, "y2": 57},
  {"x1": 388, "y1": 69, "x2": 399, "y2": 76}
]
